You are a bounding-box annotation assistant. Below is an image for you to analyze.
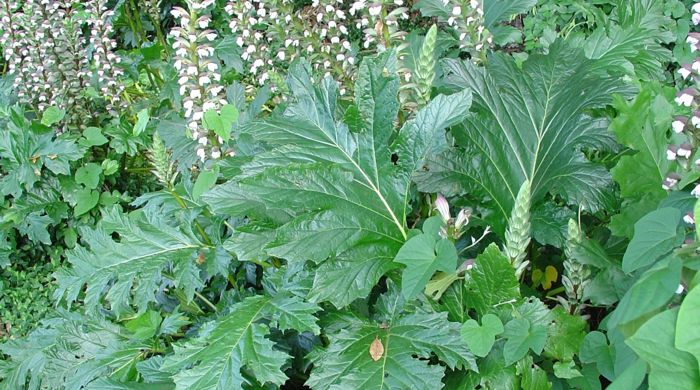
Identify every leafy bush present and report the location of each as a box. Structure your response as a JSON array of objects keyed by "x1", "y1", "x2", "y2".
[{"x1": 1, "y1": 1, "x2": 700, "y2": 389}]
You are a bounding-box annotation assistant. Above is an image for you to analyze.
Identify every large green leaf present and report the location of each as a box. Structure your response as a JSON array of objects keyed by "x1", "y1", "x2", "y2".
[
  {"x1": 609, "y1": 86, "x2": 675, "y2": 238},
  {"x1": 627, "y1": 309, "x2": 700, "y2": 389},
  {"x1": 162, "y1": 294, "x2": 319, "y2": 390},
  {"x1": 608, "y1": 256, "x2": 682, "y2": 330},
  {"x1": 0, "y1": 106, "x2": 82, "y2": 197},
  {"x1": 676, "y1": 286, "x2": 700, "y2": 372},
  {"x1": 394, "y1": 216, "x2": 458, "y2": 299},
  {"x1": 418, "y1": 40, "x2": 628, "y2": 235},
  {"x1": 203, "y1": 54, "x2": 471, "y2": 307},
  {"x1": 306, "y1": 283, "x2": 476, "y2": 389},
  {"x1": 53, "y1": 207, "x2": 211, "y2": 315},
  {"x1": 621, "y1": 207, "x2": 683, "y2": 273},
  {"x1": 0, "y1": 312, "x2": 149, "y2": 390},
  {"x1": 464, "y1": 243, "x2": 520, "y2": 316},
  {"x1": 483, "y1": 0, "x2": 537, "y2": 28},
  {"x1": 574, "y1": 0, "x2": 675, "y2": 81}
]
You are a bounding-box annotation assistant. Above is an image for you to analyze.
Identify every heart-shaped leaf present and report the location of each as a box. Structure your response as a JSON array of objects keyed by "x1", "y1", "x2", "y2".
[
  {"x1": 394, "y1": 216, "x2": 458, "y2": 299},
  {"x1": 460, "y1": 313, "x2": 504, "y2": 357},
  {"x1": 503, "y1": 317, "x2": 547, "y2": 365},
  {"x1": 204, "y1": 104, "x2": 239, "y2": 142}
]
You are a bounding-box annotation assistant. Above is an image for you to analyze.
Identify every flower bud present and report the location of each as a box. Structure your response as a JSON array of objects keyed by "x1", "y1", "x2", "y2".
[
  {"x1": 455, "y1": 208, "x2": 471, "y2": 230},
  {"x1": 435, "y1": 194, "x2": 450, "y2": 222}
]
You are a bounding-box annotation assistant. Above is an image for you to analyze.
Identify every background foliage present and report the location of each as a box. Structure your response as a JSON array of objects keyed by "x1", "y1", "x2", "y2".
[{"x1": 1, "y1": 0, "x2": 699, "y2": 389}]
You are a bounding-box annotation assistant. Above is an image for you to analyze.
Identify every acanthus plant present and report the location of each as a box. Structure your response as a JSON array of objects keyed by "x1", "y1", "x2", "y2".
[
  {"x1": 203, "y1": 51, "x2": 473, "y2": 307},
  {"x1": 170, "y1": 0, "x2": 230, "y2": 161},
  {"x1": 4, "y1": 1, "x2": 700, "y2": 390}
]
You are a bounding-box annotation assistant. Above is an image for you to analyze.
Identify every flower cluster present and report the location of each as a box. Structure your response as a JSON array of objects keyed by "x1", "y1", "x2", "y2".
[
  {"x1": 0, "y1": 0, "x2": 25, "y2": 83},
  {"x1": 418, "y1": 0, "x2": 491, "y2": 62},
  {"x1": 170, "y1": 0, "x2": 229, "y2": 161},
  {"x1": 0, "y1": 0, "x2": 90, "y2": 125},
  {"x1": 0, "y1": 0, "x2": 128, "y2": 127},
  {"x1": 86, "y1": 0, "x2": 126, "y2": 117},
  {"x1": 666, "y1": 3, "x2": 700, "y2": 200},
  {"x1": 350, "y1": 0, "x2": 410, "y2": 51},
  {"x1": 225, "y1": 0, "x2": 358, "y2": 92},
  {"x1": 434, "y1": 194, "x2": 472, "y2": 240},
  {"x1": 139, "y1": 0, "x2": 161, "y2": 25}
]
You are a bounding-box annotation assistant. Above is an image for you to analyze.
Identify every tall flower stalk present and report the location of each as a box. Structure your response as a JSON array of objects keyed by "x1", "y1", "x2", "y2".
[
  {"x1": 667, "y1": 2, "x2": 700, "y2": 200},
  {"x1": 170, "y1": 0, "x2": 228, "y2": 161},
  {"x1": 86, "y1": 0, "x2": 126, "y2": 117}
]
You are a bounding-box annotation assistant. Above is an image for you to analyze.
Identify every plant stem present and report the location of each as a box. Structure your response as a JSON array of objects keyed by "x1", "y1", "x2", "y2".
[
  {"x1": 167, "y1": 187, "x2": 213, "y2": 246},
  {"x1": 194, "y1": 290, "x2": 218, "y2": 312}
]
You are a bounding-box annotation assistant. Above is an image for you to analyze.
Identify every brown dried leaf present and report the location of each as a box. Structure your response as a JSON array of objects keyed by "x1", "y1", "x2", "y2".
[{"x1": 369, "y1": 335, "x2": 384, "y2": 361}]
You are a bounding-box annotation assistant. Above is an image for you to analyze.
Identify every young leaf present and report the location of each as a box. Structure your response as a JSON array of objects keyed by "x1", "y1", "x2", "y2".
[
  {"x1": 133, "y1": 109, "x2": 149, "y2": 136},
  {"x1": 203, "y1": 104, "x2": 239, "y2": 142},
  {"x1": 40, "y1": 106, "x2": 66, "y2": 126},
  {"x1": 203, "y1": 54, "x2": 471, "y2": 307},
  {"x1": 73, "y1": 188, "x2": 100, "y2": 216},
  {"x1": 503, "y1": 317, "x2": 547, "y2": 365},
  {"x1": 161, "y1": 294, "x2": 319, "y2": 390},
  {"x1": 192, "y1": 165, "x2": 219, "y2": 200},
  {"x1": 81, "y1": 127, "x2": 109, "y2": 147},
  {"x1": 460, "y1": 313, "x2": 504, "y2": 357},
  {"x1": 464, "y1": 243, "x2": 520, "y2": 316},
  {"x1": 516, "y1": 355, "x2": 552, "y2": 390},
  {"x1": 394, "y1": 216, "x2": 458, "y2": 299},
  {"x1": 75, "y1": 163, "x2": 103, "y2": 189},
  {"x1": 417, "y1": 40, "x2": 628, "y2": 235}
]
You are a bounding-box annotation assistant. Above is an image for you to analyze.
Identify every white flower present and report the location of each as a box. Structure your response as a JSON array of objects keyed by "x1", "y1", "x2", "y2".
[
  {"x1": 675, "y1": 90, "x2": 695, "y2": 107},
  {"x1": 673, "y1": 119, "x2": 687, "y2": 133},
  {"x1": 691, "y1": 183, "x2": 700, "y2": 197},
  {"x1": 684, "y1": 213, "x2": 695, "y2": 225},
  {"x1": 679, "y1": 66, "x2": 692, "y2": 79},
  {"x1": 452, "y1": 6, "x2": 461, "y2": 16},
  {"x1": 689, "y1": 34, "x2": 700, "y2": 52},
  {"x1": 693, "y1": 114, "x2": 700, "y2": 128},
  {"x1": 693, "y1": 3, "x2": 700, "y2": 13},
  {"x1": 663, "y1": 174, "x2": 680, "y2": 190},
  {"x1": 678, "y1": 143, "x2": 693, "y2": 158},
  {"x1": 435, "y1": 194, "x2": 450, "y2": 222},
  {"x1": 667, "y1": 146, "x2": 677, "y2": 160},
  {"x1": 694, "y1": 13, "x2": 700, "y2": 25},
  {"x1": 455, "y1": 209, "x2": 471, "y2": 230},
  {"x1": 368, "y1": 4, "x2": 382, "y2": 16}
]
